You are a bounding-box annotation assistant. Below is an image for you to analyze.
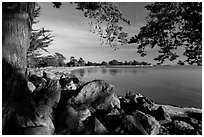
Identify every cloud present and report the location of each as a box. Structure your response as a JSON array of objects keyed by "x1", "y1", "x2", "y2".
[{"x1": 34, "y1": 19, "x2": 101, "y2": 51}]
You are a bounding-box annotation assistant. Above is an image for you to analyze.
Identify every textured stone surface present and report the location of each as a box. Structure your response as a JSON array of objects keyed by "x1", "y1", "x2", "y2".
[
  {"x1": 171, "y1": 120, "x2": 198, "y2": 135},
  {"x1": 121, "y1": 115, "x2": 147, "y2": 135},
  {"x1": 92, "y1": 92, "x2": 120, "y2": 111},
  {"x1": 70, "y1": 80, "x2": 114, "y2": 107},
  {"x1": 33, "y1": 79, "x2": 61, "y2": 119},
  {"x1": 94, "y1": 117, "x2": 107, "y2": 134},
  {"x1": 59, "y1": 75, "x2": 80, "y2": 90},
  {"x1": 133, "y1": 110, "x2": 161, "y2": 135},
  {"x1": 28, "y1": 74, "x2": 47, "y2": 88}
]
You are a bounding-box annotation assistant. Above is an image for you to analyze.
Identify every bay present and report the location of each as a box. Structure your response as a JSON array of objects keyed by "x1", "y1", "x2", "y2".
[{"x1": 71, "y1": 65, "x2": 202, "y2": 108}]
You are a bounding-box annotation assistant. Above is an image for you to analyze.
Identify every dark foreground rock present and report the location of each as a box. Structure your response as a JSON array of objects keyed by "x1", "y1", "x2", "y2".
[
  {"x1": 5, "y1": 71, "x2": 201, "y2": 135},
  {"x1": 3, "y1": 78, "x2": 61, "y2": 135}
]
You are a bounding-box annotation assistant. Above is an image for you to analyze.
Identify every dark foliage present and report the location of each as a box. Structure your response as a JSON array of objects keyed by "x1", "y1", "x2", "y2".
[
  {"x1": 53, "y1": 2, "x2": 130, "y2": 48},
  {"x1": 129, "y1": 2, "x2": 202, "y2": 65}
]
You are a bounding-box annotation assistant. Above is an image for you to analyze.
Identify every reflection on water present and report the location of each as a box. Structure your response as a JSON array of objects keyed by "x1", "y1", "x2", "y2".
[
  {"x1": 77, "y1": 68, "x2": 85, "y2": 78},
  {"x1": 71, "y1": 66, "x2": 202, "y2": 108},
  {"x1": 101, "y1": 68, "x2": 107, "y2": 74},
  {"x1": 73, "y1": 67, "x2": 141, "y2": 77},
  {"x1": 109, "y1": 69, "x2": 120, "y2": 76}
]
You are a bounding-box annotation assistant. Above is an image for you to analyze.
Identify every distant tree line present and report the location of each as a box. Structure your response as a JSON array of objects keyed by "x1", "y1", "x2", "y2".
[{"x1": 29, "y1": 53, "x2": 152, "y2": 68}]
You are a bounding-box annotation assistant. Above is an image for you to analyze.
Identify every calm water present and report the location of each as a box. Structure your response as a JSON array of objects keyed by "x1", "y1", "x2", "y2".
[{"x1": 71, "y1": 66, "x2": 202, "y2": 108}]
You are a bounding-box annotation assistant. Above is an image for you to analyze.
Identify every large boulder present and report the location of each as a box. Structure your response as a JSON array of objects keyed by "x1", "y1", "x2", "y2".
[
  {"x1": 69, "y1": 80, "x2": 114, "y2": 108},
  {"x1": 10, "y1": 79, "x2": 61, "y2": 135},
  {"x1": 170, "y1": 120, "x2": 198, "y2": 135},
  {"x1": 32, "y1": 79, "x2": 61, "y2": 119},
  {"x1": 132, "y1": 110, "x2": 161, "y2": 135},
  {"x1": 56, "y1": 106, "x2": 91, "y2": 134},
  {"x1": 92, "y1": 92, "x2": 120, "y2": 111},
  {"x1": 121, "y1": 115, "x2": 147, "y2": 135}
]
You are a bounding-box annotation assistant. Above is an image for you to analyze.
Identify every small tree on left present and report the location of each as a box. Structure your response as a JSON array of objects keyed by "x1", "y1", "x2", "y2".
[{"x1": 27, "y1": 4, "x2": 54, "y2": 67}]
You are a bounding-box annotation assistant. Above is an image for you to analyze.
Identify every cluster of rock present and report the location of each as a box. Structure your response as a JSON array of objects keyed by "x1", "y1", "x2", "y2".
[{"x1": 22, "y1": 71, "x2": 202, "y2": 135}]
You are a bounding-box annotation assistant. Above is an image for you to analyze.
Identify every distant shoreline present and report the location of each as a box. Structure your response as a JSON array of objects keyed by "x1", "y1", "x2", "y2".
[
  {"x1": 105, "y1": 65, "x2": 153, "y2": 68},
  {"x1": 29, "y1": 65, "x2": 200, "y2": 77}
]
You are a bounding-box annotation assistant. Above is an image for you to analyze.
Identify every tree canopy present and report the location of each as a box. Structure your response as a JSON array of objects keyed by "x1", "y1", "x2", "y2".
[
  {"x1": 53, "y1": 2, "x2": 130, "y2": 47},
  {"x1": 129, "y1": 2, "x2": 202, "y2": 66}
]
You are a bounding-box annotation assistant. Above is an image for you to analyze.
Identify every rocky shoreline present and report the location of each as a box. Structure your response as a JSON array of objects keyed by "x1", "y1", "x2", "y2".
[{"x1": 14, "y1": 69, "x2": 202, "y2": 135}]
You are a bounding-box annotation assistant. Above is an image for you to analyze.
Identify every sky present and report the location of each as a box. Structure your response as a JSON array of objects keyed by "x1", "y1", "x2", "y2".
[{"x1": 34, "y1": 2, "x2": 186, "y2": 65}]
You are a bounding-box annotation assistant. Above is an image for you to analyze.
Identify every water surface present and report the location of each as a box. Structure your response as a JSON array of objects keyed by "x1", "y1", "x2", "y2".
[{"x1": 72, "y1": 66, "x2": 202, "y2": 108}]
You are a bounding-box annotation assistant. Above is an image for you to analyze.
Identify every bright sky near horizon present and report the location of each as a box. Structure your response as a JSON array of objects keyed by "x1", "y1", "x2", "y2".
[{"x1": 34, "y1": 2, "x2": 186, "y2": 65}]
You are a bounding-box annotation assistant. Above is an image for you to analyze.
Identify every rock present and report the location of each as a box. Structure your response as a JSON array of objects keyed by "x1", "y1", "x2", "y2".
[
  {"x1": 121, "y1": 93, "x2": 156, "y2": 115},
  {"x1": 61, "y1": 106, "x2": 80, "y2": 134},
  {"x1": 28, "y1": 74, "x2": 47, "y2": 88},
  {"x1": 108, "y1": 108, "x2": 121, "y2": 116},
  {"x1": 94, "y1": 117, "x2": 107, "y2": 134},
  {"x1": 168, "y1": 116, "x2": 202, "y2": 135},
  {"x1": 59, "y1": 75, "x2": 80, "y2": 90},
  {"x1": 112, "y1": 126, "x2": 126, "y2": 135},
  {"x1": 33, "y1": 79, "x2": 61, "y2": 119},
  {"x1": 158, "y1": 126, "x2": 169, "y2": 135},
  {"x1": 56, "y1": 106, "x2": 91, "y2": 134},
  {"x1": 27, "y1": 81, "x2": 36, "y2": 93},
  {"x1": 83, "y1": 116, "x2": 107, "y2": 134},
  {"x1": 186, "y1": 111, "x2": 202, "y2": 121},
  {"x1": 152, "y1": 106, "x2": 172, "y2": 124},
  {"x1": 132, "y1": 110, "x2": 161, "y2": 135},
  {"x1": 92, "y1": 92, "x2": 120, "y2": 111},
  {"x1": 21, "y1": 126, "x2": 54, "y2": 135},
  {"x1": 120, "y1": 97, "x2": 134, "y2": 115},
  {"x1": 160, "y1": 104, "x2": 202, "y2": 118},
  {"x1": 12, "y1": 79, "x2": 60, "y2": 135},
  {"x1": 98, "y1": 115, "x2": 123, "y2": 134},
  {"x1": 125, "y1": 91, "x2": 143, "y2": 100},
  {"x1": 134, "y1": 96, "x2": 155, "y2": 113},
  {"x1": 90, "y1": 109, "x2": 110, "y2": 118},
  {"x1": 188, "y1": 117, "x2": 202, "y2": 134},
  {"x1": 14, "y1": 113, "x2": 55, "y2": 135},
  {"x1": 78, "y1": 108, "x2": 91, "y2": 121},
  {"x1": 172, "y1": 120, "x2": 198, "y2": 135},
  {"x1": 62, "y1": 81, "x2": 77, "y2": 91},
  {"x1": 69, "y1": 80, "x2": 114, "y2": 107},
  {"x1": 153, "y1": 106, "x2": 165, "y2": 120},
  {"x1": 121, "y1": 115, "x2": 147, "y2": 135}
]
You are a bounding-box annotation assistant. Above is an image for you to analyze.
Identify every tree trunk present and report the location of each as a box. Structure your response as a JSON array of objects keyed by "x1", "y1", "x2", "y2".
[{"x1": 2, "y1": 2, "x2": 35, "y2": 133}]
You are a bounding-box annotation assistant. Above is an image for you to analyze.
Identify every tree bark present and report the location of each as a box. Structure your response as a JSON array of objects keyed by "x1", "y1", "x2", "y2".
[{"x1": 2, "y1": 2, "x2": 35, "y2": 133}]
